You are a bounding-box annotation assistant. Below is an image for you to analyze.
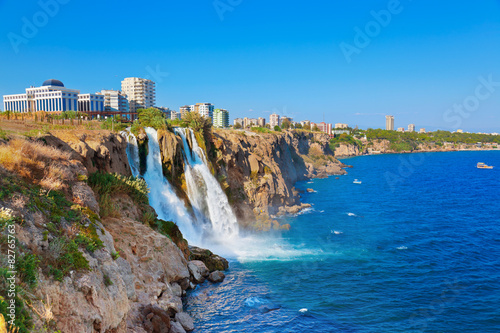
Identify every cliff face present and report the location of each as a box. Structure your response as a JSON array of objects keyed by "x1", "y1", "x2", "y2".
[
  {"x1": 209, "y1": 130, "x2": 346, "y2": 229},
  {"x1": 0, "y1": 132, "x2": 223, "y2": 333}
]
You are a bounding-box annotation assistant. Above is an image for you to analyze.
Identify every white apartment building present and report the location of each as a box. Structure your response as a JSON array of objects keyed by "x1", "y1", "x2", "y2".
[
  {"x1": 397, "y1": 127, "x2": 405, "y2": 132},
  {"x1": 335, "y1": 123, "x2": 349, "y2": 129},
  {"x1": 258, "y1": 117, "x2": 266, "y2": 127},
  {"x1": 234, "y1": 118, "x2": 243, "y2": 127},
  {"x1": 3, "y1": 79, "x2": 81, "y2": 112},
  {"x1": 270, "y1": 113, "x2": 280, "y2": 128},
  {"x1": 386, "y1": 115, "x2": 394, "y2": 131},
  {"x1": 121, "y1": 77, "x2": 156, "y2": 113},
  {"x1": 408, "y1": 124, "x2": 416, "y2": 132},
  {"x1": 99, "y1": 90, "x2": 129, "y2": 113},
  {"x1": 193, "y1": 103, "x2": 214, "y2": 119},
  {"x1": 170, "y1": 110, "x2": 180, "y2": 120}
]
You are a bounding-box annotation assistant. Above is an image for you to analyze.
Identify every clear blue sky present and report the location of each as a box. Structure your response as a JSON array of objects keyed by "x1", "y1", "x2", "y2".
[{"x1": 1, "y1": 0, "x2": 500, "y2": 132}]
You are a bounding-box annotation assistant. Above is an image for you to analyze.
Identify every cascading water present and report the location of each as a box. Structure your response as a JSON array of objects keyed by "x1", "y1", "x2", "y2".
[
  {"x1": 175, "y1": 128, "x2": 239, "y2": 241},
  {"x1": 122, "y1": 131, "x2": 140, "y2": 177},
  {"x1": 122, "y1": 127, "x2": 314, "y2": 260},
  {"x1": 123, "y1": 128, "x2": 200, "y2": 244}
]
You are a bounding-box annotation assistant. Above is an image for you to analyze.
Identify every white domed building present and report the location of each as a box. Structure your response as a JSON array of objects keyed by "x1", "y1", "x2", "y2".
[{"x1": 3, "y1": 79, "x2": 103, "y2": 113}]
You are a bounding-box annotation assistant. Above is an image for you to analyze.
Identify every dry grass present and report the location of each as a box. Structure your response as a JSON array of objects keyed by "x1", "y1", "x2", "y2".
[{"x1": 0, "y1": 138, "x2": 73, "y2": 190}]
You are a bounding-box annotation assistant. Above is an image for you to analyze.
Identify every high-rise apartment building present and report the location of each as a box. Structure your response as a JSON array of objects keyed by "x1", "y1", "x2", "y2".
[
  {"x1": 335, "y1": 123, "x2": 349, "y2": 129},
  {"x1": 317, "y1": 122, "x2": 333, "y2": 135},
  {"x1": 121, "y1": 77, "x2": 156, "y2": 113},
  {"x1": 243, "y1": 117, "x2": 258, "y2": 128},
  {"x1": 213, "y1": 109, "x2": 229, "y2": 128},
  {"x1": 193, "y1": 103, "x2": 214, "y2": 119},
  {"x1": 408, "y1": 124, "x2": 415, "y2": 132},
  {"x1": 179, "y1": 105, "x2": 192, "y2": 119},
  {"x1": 386, "y1": 115, "x2": 394, "y2": 131},
  {"x1": 270, "y1": 113, "x2": 280, "y2": 128},
  {"x1": 258, "y1": 117, "x2": 266, "y2": 127}
]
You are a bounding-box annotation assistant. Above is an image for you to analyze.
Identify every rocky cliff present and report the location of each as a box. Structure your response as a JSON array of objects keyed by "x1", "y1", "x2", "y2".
[
  {"x1": 209, "y1": 130, "x2": 346, "y2": 229},
  {"x1": 0, "y1": 132, "x2": 226, "y2": 333}
]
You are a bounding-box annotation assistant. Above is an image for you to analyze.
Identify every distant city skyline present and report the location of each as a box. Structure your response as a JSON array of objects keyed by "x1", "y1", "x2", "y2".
[{"x1": 1, "y1": 1, "x2": 499, "y2": 132}]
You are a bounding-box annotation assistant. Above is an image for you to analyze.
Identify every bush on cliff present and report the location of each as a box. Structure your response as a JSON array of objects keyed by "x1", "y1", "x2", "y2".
[{"x1": 87, "y1": 172, "x2": 149, "y2": 218}]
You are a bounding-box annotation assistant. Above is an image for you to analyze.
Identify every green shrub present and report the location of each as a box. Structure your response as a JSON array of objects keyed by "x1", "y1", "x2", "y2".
[
  {"x1": 16, "y1": 253, "x2": 40, "y2": 288},
  {"x1": 0, "y1": 268, "x2": 34, "y2": 333},
  {"x1": 87, "y1": 172, "x2": 149, "y2": 217}
]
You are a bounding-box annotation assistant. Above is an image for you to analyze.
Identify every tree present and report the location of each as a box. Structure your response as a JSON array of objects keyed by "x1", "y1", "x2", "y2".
[
  {"x1": 137, "y1": 108, "x2": 168, "y2": 129},
  {"x1": 281, "y1": 118, "x2": 291, "y2": 130},
  {"x1": 234, "y1": 123, "x2": 242, "y2": 129},
  {"x1": 312, "y1": 125, "x2": 320, "y2": 132},
  {"x1": 274, "y1": 125, "x2": 281, "y2": 132},
  {"x1": 295, "y1": 123, "x2": 303, "y2": 129}
]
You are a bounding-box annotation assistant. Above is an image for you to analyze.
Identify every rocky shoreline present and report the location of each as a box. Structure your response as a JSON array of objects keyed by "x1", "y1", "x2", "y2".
[{"x1": 334, "y1": 140, "x2": 500, "y2": 158}]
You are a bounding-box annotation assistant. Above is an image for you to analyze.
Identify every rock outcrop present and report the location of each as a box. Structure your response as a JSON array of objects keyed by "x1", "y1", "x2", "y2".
[
  {"x1": 209, "y1": 130, "x2": 346, "y2": 228},
  {"x1": 0, "y1": 133, "x2": 228, "y2": 333}
]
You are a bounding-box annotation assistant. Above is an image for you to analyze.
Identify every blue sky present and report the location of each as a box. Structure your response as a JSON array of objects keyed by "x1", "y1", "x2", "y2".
[{"x1": 1, "y1": 0, "x2": 500, "y2": 132}]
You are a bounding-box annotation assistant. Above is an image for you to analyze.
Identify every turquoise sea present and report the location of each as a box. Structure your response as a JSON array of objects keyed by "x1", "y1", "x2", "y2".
[{"x1": 185, "y1": 151, "x2": 500, "y2": 333}]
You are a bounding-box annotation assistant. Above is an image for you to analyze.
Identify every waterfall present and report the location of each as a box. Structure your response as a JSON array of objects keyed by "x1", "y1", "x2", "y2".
[
  {"x1": 123, "y1": 128, "x2": 200, "y2": 244},
  {"x1": 175, "y1": 128, "x2": 239, "y2": 240},
  {"x1": 122, "y1": 127, "x2": 240, "y2": 252},
  {"x1": 122, "y1": 131, "x2": 140, "y2": 177}
]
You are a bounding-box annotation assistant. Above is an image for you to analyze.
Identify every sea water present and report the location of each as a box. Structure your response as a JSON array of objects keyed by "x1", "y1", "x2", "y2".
[{"x1": 185, "y1": 151, "x2": 500, "y2": 332}]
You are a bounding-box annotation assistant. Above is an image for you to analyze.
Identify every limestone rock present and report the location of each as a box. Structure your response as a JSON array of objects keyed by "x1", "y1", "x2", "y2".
[
  {"x1": 208, "y1": 271, "x2": 225, "y2": 283},
  {"x1": 175, "y1": 312, "x2": 195, "y2": 332},
  {"x1": 170, "y1": 321, "x2": 187, "y2": 333},
  {"x1": 188, "y1": 260, "x2": 209, "y2": 283},
  {"x1": 189, "y1": 246, "x2": 229, "y2": 272}
]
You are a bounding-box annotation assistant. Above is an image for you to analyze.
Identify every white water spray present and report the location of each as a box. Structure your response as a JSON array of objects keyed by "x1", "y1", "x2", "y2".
[{"x1": 175, "y1": 128, "x2": 239, "y2": 241}]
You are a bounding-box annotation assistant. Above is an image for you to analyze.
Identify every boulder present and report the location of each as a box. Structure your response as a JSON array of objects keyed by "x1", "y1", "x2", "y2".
[
  {"x1": 189, "y1": 246, "x2": 229, "y2": 272},
  {"x1": 170, "y1": 321, "x2": 187, "y2": 333},
  {"x1": 187, "y1": 260, "x2": 209, "y2": 283},
  {"x1": 141, "y1": 304, "x2": 171, "y2": 333},
  {"x1": 207, "y1": 271, "x2": 225, "y2": 283},
  {"x1": 175, "y1": 312, "x2": 194, "y2": 332}
]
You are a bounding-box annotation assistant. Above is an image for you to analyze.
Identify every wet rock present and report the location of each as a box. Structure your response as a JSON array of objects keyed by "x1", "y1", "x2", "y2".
[
  {"x1": 207, "y1": 271, "x2": 225, "y2": 283},
  {"x1": 189, "y1": 246, "x2": 229, "y2": 272},
  {"x1": 170, "y1": 321, "x2": 187, "y2": 333},
  {"x1": 187, "y1": 260, "x2": 209, "y2": 283},
  {"x1": 175, "y1": 312, "x2": 194, "y2": 332}
]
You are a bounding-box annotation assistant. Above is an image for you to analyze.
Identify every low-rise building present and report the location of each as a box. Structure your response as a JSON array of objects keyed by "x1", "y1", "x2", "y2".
[
  {"x1": 3, "y1": 79, "x2": 82, "y2": 112},
  {"x1": 170, "y1": 110, "x2": 180, "y2": 120},
  {"x1": 78, "y1": 94, "x2": 105, "y2": 113},
  {"x1": 397, "y1": 127, "x2": 405, "y2": 132},
  {"x1": 234, "y1": 118, "x2": 243, "y2": 127},
  {"x1": 420, "y1": 128, "x2": 426, "y2": 133},
  {"x1": 335, "y1": 123, "x2": 348, "y2": 129}
]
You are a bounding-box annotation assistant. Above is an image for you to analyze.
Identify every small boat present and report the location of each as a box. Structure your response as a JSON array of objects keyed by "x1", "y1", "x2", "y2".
[
  {"x1": 353, "y1": 179, "x2": 362, "y2": 184},
  {"x1": 477, "y1": 162, "x2": 494, "y2": 169}
]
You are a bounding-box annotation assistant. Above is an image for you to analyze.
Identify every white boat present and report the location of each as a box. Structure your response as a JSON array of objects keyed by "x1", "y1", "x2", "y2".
[{"x1": 353, "y1": 179, "x2": 362, "y2": 184}]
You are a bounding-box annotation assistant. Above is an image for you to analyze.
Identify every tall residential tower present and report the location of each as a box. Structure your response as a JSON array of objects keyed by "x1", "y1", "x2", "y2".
[
  {"x1": 386, "y1": 115, "x2": 394, "y2": 131},
  {"x1": 121, "y1": 77, "x2": 156, "y2": 113}
]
